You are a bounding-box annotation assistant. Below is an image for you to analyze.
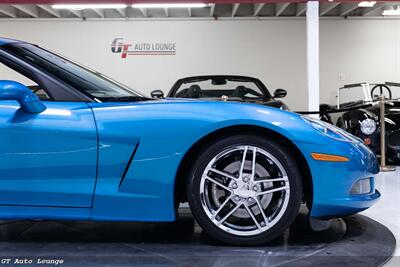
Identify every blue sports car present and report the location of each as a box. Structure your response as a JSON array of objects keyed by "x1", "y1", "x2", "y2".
[{"x1": 0, "y1": 38, "x2": 380, "y2": 245}]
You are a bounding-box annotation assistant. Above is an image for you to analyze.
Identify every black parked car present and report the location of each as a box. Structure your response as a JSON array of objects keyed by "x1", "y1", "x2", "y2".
[
  {"x1": 320, "y1": 82, "x2": 400, "y2": 164},
  {"x1": 151, "y1": 75, "x2": 290, "y2": 110}
]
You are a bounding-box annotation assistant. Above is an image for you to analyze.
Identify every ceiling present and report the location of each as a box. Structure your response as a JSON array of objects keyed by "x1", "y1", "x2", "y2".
[{"x1": 0, "y1": 2, "x2": 399, "y2": 19}]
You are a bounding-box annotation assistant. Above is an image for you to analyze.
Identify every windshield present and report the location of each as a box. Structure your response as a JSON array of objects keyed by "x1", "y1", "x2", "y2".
[
  {"x1": 174, "y1": 77, "x2": 269, "y2": 100},
  {"x1": 338, "y1": 85, "x2": 369, "y2": 108},
  {"x1": 339, "y1": 83, "x2": 400, "y2": 108},
  {"x1": 2, "y1": 43, "x2": 142, "y2": 102}
]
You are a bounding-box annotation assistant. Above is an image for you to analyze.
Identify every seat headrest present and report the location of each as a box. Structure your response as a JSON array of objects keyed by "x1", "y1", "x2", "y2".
[
  {"x1": 189, "y1": 85, "x2": 201, "y2": 92},
  {"x1": 232, "y1": 85, "x2": 247, "y2": 97},
  {"x1": 187, "y1": 85, "x2": 202, "y2": 98}
]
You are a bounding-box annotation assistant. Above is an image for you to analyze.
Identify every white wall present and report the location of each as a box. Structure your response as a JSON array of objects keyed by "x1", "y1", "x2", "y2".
[
  {"x1": 320, "y1": 19, "x2": 400, "y2": 105},
  {"x1": 0, "y1": 18, "x2": 399, "y2": 111},
  {"x1": 0, "y1": 19, "x2": 308, "y2": 110}
]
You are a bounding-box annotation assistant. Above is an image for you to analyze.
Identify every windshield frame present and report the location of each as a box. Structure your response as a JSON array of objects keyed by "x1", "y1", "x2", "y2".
[
  {"x1": 168, "y1": 75, "x2": 272, "y2": 100},
  {"x1": 1, "y1": 43, "x2": 144, "y2": 102}
]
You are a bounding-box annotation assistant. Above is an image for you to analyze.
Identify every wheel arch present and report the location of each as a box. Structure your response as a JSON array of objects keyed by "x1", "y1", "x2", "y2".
[{"x1": 174, "y1": 124, "x2": 313, "y2": 211}]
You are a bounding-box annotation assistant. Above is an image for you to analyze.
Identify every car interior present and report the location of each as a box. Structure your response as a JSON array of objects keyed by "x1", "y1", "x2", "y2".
[{"x1": 175, "y1": 79, "x2": 265, "y2": 99}]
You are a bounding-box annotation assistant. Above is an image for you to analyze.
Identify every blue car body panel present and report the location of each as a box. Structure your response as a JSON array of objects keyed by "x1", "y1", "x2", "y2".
[
  {"x1": 0, "y1": 101, "x2": 97, "y2": 208},
  {"x1": 294, "y1": 139, "x2": 380, "y2": 217},
  {"x1": 0, "y1": 38, "x2": 380, "y2": 221}
]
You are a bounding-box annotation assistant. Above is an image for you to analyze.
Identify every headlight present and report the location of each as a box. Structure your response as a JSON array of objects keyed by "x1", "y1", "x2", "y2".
[
  {"x1": 350, "y1": 178, "x2": 372, "y2": 195},
  {"x1": 302, "y1": 116, "x2": 356, "y2": 142},
  {"x1": 360, "y1": 119, "x2": 377, "y2": 135}
]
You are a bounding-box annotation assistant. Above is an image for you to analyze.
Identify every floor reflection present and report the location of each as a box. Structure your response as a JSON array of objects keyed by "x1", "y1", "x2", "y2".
[{"x1": 0, "y1": 209, "x2": 393, "y2": 267}]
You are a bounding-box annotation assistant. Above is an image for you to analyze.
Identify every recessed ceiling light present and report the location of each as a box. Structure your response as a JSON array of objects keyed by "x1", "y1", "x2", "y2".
[
  {"x1": 383, "y1": 8, "x2": 400, "y2": 16},
  {"x1": 52, "y1": 4, "x2": 127, "y2": 10},
  {"x1": 132, "y1": 3, "x2": 208, "y2": 9},
  {"x1": 358, "y1": 1, "x2": 376, "y2": 7}
]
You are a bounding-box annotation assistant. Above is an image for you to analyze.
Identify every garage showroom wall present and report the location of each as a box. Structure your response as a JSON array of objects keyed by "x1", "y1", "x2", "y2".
[{"x1": 0, "y1": 18, "x2": 399, "y2": 110}]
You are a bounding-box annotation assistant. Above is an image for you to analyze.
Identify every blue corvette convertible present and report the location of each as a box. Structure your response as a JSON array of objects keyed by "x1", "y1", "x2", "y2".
[{"x1": 0, "y1": 38, "x2": 380, "y2": 245}]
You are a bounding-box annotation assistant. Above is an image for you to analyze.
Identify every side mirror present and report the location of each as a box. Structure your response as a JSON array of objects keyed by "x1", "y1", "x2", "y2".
[
  {"x1": 274, "y1": 88, "x2": 287, "y2": 98},
  {"x1": 0, "y1": 80, "x2": 46, "y2": 114},
  {"x1": 151, "y1": 90, "x2": 164, "y2": 99}
]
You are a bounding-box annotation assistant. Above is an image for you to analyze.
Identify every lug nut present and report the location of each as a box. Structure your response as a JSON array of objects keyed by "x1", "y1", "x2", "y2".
[
  {"x1": 235, "y1": 196, "x2": 240, "y2": 201},
  {"x1": 253, "y1": 185, "x2": 258, "y2": 191},
  {"x1": 243, "y1": 177, "x2": 248, "y2": 182},
  {"x1": 232, "y1": 183, "x2": 238, "y2": 189},
  {"x1": 247, "y1": 198, "x2": 252, "y2": 202}
]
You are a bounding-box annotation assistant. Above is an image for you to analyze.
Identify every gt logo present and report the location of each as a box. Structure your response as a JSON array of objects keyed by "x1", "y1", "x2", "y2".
[
  {"x1": 111, "y1": 38, "x2": 132, "y2": 59},
  {"x1": 1, "y1": 258, "x2": 11, "y2": 264}
]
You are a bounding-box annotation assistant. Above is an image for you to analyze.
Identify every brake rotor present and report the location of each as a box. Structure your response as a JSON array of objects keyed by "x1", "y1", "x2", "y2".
[{"x1": 211, "y1": 160, "x2": 273, "y2": 219}]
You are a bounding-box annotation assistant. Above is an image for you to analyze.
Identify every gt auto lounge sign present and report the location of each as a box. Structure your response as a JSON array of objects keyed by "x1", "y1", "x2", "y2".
[{"x1": 111, "y1": 38, "x2": 176, "y2": 58}]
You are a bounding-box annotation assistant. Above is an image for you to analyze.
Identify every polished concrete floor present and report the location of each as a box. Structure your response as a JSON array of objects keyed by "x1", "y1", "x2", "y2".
[
  {"x1": 0, "y1": 208, "x2": 395, "y2": 266},
  {"x1": 362, "y1": 167, "x2": 400, "y2": 266}
]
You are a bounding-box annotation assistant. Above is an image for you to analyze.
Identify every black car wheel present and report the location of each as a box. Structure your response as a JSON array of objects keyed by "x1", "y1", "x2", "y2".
[{"x1": 187, "y1": 134, "x2": 302, "y2": 245}]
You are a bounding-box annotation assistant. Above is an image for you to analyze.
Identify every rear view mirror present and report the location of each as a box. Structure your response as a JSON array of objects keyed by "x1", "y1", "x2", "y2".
[
  {"x1": 0, "y1": 80, "x2": 46, "y2": 114},
  {"x1": 274, "y1": 88, "x2": 287, "y2": 98},
  {"x1": 211, "y1": 78, "x2": 227, "y2": 85},
  {"x1": 151, "y1": 90, "x2": 164, "y2": 99}
]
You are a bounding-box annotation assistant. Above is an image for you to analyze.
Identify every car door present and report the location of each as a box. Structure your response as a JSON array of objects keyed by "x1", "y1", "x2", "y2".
[{"x1": 0, "y1": 100, "x2": 98, "y2": 208}]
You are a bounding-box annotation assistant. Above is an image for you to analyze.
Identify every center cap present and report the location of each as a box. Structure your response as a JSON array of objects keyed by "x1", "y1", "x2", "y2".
[
  {"x1": 234, "y1": 189, "x2": 256, "y2": 198},
  {"x1": 240, "y1": 183, "x2": 249, "y2": 190},
  {"x1": 233, "y1": 179, "x2": 256, "y2": 198}
]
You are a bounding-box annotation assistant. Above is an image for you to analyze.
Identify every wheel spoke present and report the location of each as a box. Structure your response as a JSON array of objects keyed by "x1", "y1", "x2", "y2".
[
  {"x1": 211, "y1": 195, "x2": 232, "y2": 220},
  {"x1": 218, "y1": 203, "x2": 242, "y2": 225},
  {"x1": 253, "y1": 176, "x2": 288, "y2": 186},
  {"x1": 256, "y1": 185, "x2": 289, "y2": 196},
  {"x1": 244, "y1": 203, "x2": 261, "y2": 230},
  {"x1": 254, "y1": 197, "x2": 269, "y2": 226},
  {"x1": 204, "y1": 175, "x2": 232, "y2": 192},
  {"x1": 238, "y1": 146, "x2": 248, "y2": 180},
  {"x1": 209, "y1": 168, "x2": 237, "y2": 181},
  {"x1": 250, "y1": 147, "x2": 256, "y2": 183}
]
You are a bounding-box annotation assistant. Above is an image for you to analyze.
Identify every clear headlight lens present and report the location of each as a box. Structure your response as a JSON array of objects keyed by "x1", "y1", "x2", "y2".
[
  {"x1": 360, "y1": 119, "x2": 377, "y2": 135},
  {"x1": 302, "y1": 116, "x2": 357, "y2": 142}
]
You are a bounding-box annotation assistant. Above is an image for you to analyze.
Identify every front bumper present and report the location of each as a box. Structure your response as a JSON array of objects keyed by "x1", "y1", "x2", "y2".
[
  {"x1": 294, "y1": 139, "x2": 380, "y2": 218},
  {"x1": 311, "y1": 189, "x2": 380, "y2": 218}
]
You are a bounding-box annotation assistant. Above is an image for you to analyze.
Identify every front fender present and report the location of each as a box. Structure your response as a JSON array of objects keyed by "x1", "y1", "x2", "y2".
[{"x1": 87, "y1": 101, "x2": 326, "y2": 221}]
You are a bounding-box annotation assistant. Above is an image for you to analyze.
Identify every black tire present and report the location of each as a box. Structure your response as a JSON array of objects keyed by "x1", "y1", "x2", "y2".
[{"x1": 187, "y1": 134, "x2": 303, "y2": 246}]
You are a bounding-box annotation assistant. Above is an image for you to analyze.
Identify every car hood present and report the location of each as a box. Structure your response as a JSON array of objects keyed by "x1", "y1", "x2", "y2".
[
  {"x1": 89, "y1": 98, "x2": 331, "y2": 145},
  {"x1": 161, "y1": 97, "x2": 289, "y2": 110},
  {"x1": 101, "y1": 97, "x2": 285, "y2": 108}
]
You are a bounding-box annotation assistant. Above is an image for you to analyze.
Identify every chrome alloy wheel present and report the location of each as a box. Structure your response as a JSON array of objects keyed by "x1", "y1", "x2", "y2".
[{"x1": 199, "y1": 145, "x2": 290, "y2": 236}]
